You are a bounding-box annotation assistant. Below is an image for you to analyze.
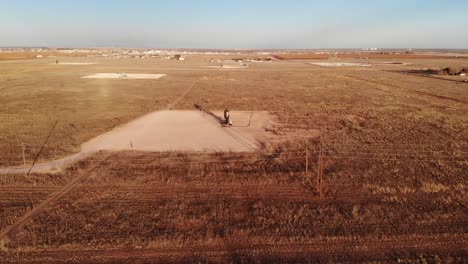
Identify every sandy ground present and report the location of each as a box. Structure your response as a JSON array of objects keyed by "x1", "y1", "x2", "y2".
[
  {"x1": 0, "y1": 110, "x2": 274, "y2": 174},
  {"x1": 82, "y1": 110, "x2": 272, "y2": 152},
  {"x1": 54, "y1": 63, "x2": 97, "y2": 65},
  {"x1": 82, "y1": 73, "x2": 166, "y2": 79},
  {"x1": 308, "y1": 62, "x2": 371, "y2": 67},
  {"x1": 205, "y1": 65, "x2": 248, "y2": 69},
  {"x1": 0, "y1": 152, "x2": 92, "y2": 175}
]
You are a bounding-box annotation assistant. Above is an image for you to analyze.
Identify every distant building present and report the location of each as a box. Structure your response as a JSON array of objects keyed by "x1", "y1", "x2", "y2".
[{"x1": 173, "y1": 54, "x2": 185, "y2": 61}]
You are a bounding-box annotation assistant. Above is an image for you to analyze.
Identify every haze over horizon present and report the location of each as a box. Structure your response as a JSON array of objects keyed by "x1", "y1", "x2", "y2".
[{"x1": 1, "y1": 0, "x2": 467, "y2": 49}]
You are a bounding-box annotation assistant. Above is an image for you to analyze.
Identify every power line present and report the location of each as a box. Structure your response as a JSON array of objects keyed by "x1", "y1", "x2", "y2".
[
  {"x1": 2, "y1": 150, "x2": 466, "y2": 164},
  {"x1": 26, "y1": 120, "x2": 58, "y2": 176},
  {"x1": 66, "y1": 156, "x2": 466, "y2": 169}
]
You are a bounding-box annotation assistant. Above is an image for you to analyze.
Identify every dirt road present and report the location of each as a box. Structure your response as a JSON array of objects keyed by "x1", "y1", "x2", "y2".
[{"x1": 2, "y1": 234, "x2": 466, "y2": 262}]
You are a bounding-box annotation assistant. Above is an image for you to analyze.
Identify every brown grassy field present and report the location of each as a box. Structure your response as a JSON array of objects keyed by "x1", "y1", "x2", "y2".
[
  {"x1": 273, "y1": 53, "x2": 462, "y2": 60},
  {"x1": 0, "y1": 58, "x2": 194, "y2": 166},
  {"x1": 0, "y1": 55, "x2": 467, "y2": 262},
  {"x1": 0, "y1": 51, "x2": 100, "y2": 61}
]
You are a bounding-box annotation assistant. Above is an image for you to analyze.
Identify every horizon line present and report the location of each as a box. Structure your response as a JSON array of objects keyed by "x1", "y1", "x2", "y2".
[{"x1": 1, "y1": 46, "x2": 468, "y2": 51}]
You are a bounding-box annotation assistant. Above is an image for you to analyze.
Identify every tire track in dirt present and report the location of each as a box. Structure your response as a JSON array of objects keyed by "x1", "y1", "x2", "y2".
[
  {"x1": 198, "y1": 110, "x2": 258, "y2": 151},
  {"x1": 58, "y1": 185, "x2": 319, "y2": 203},
  {"x1": 341, "y1": 74, "x2": 468, "y2": 106},
  {"x1": 167, "y1": 80, "x2": 198, "y2": 110},
  {"x1": 60, "y1": 184, "x2": 465, "y2": 211},
  {"x1": 3, "y1": 233, "x2": 465, "y2": 262},
  {"x1": 0, "y1": 155, "x2": 112, "y2": 243},
  {"x1": 384, "y1": 70, "x2": 468, "y2": 85}
]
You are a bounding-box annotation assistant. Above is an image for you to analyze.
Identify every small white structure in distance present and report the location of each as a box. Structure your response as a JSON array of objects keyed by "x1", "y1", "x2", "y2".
[{"x1": 82, "y1": 73, "x2": 166, "y2": 80}]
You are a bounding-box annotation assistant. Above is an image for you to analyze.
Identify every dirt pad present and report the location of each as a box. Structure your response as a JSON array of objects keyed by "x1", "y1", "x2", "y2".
[
  {"x1": 54, "y1": 63, "x2": 97, "y2": 65},
  {"x1": 0, "y1": 111, "x2": 275, "y2": 174},
  {"x1": 82, "y1": 73, "x2": 166, "y2": 79},
  {"x1": 81, "y1": 110, "x2": 274, "y2": 152}
]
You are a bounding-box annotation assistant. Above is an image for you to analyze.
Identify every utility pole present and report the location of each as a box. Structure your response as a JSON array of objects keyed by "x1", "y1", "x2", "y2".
[
  {"x1": 305, "y1": 140, "x2": 309, "y2": 176},
  {"x1": 317, "y1": 132, "x2": 324, "y2": 198},
  {"x1": 21, "y1": 142, "x2": 27, "y2": 177}
]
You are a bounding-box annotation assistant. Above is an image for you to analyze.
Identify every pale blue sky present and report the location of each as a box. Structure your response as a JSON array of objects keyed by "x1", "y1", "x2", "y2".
[{"x1": 1, "y1": 0, "x2": 467, "y2": 49}]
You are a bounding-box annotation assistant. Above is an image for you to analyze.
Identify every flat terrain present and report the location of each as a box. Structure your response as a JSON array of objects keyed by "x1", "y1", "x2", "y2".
[
  {"x1": 0, "y1": 53, "x2": 467, "y2": 262},
  {"x1": 82, "y1": 110, "x2": 273, "y2": 153},
  {"x1": 82, "y1": 73, "x2": 166, "y2": 79},
  {"x1": 0, "y1": 52, "x2": 99, "y2": 61},
  {"x1": 274, "y1": 53, "x2": 465, "y2": 60}
]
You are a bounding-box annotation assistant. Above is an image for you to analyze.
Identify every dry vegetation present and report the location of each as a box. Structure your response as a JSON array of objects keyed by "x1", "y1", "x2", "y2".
[
  {"x1": 0, "y1": 55, "x2": 467, "y2": 262},
  {"x1": 273, "y1": 53, "x2": 461, "y2": 60},
  {"x1": 0, "y1": 59, "x2": 194, "y2": 166},
  {"x1": 0, "y1": 51, "x2": 100, "y2": 61}
]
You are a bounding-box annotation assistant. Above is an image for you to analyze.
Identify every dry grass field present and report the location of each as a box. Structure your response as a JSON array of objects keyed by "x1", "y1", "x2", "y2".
[
  {"x1": 0, "y1": 53, "x2": 467, "y2": 263},
  {"x1": 0, "y1": 58, "x2": 193, "y2": 166},
  {"x1": 273, "y1": 53, "x2": 465, "y2": 60}
]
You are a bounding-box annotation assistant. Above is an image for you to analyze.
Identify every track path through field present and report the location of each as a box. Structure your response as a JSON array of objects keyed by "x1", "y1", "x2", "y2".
[
  {"x1": 168, "y1": 80, "x2": 197, "y2": 110},
  {"x1": 0, "y1": 155, "x2": 112, "y2": 243},
  {"x1": 341, "y1": 74, "x2": 468, "y2": 107},
  {"x1": 4, "y1": 233, "x2": 466, "y2": 262}
]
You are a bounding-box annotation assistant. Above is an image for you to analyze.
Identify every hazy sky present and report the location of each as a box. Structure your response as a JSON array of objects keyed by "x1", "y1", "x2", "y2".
[{"x1": 1, "y1": 0, "x2": 467, "y2": 49}]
